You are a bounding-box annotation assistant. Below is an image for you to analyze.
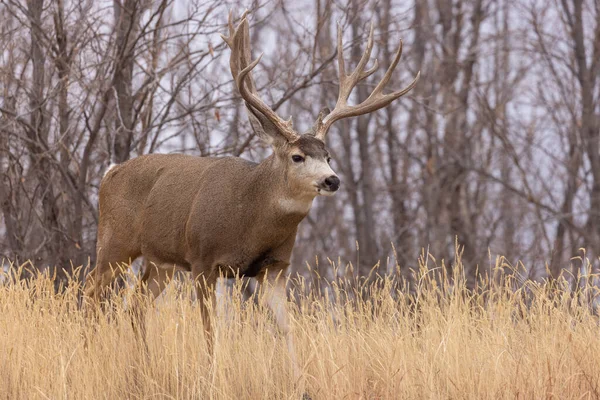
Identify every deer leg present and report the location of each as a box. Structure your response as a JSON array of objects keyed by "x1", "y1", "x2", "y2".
[
  {"x1": 84, "y1": 223, "x2": 140, "y2": 305},
  {"x1": 258, "y1": 268, "x2": 302, "y2": 383},
  {"x1": 83, "y1": 256, "x2": 131, "y2": 306},
  {"x1": 140, "y1": 261, "x2": 177, "y2": 299},
  {"x1": 130, "y1": 261, "x2": 177, "y2": 352},
  {"x1": 192, "y1": 270, "x2": 217, "y2": 357}
]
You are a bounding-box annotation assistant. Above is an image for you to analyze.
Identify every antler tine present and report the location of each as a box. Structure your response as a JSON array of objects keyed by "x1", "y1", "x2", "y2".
[
  {"x1": 335, "y1": 23, "x2": 378, "y2": 106},
  {"x1": 240, "y1": 15, "x2": 258, "y2": 94},
  {"x1": 336, "y1": 23, "x2": 346, "y2": 89},
  {"x1": 226, "y1": 11, "x2": 235, "y2": 41},
  {"x1": 352, "y1": 23, "x2": 377, "y2": 81},
  {"x1": 222, "y1": 12, "x2": 298, "y2": 142},
  {"x1": 373, "y1": 39, "x2": 403, "y2": 97},
  {"x1": 236, "y1": 52, "x2": 262, "y2": 94},
  {"x1": 314, "y1": 24, "x2": 420, "y2": 141}
]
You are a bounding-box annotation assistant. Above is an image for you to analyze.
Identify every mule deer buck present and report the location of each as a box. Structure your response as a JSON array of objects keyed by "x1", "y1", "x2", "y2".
[{"x1": 84, "y1": 10, "x2": 418, "y2": 374}]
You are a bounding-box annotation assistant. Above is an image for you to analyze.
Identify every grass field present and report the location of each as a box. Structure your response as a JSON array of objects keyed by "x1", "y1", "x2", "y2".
[{"x1": 1, "y1": 257, "x2": 600, "y2": 399}]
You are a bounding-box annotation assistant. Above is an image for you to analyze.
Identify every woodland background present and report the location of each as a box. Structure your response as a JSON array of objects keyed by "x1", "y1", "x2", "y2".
[{"x1": 1, "y1": 0, "x2": 599, "y2": 288}]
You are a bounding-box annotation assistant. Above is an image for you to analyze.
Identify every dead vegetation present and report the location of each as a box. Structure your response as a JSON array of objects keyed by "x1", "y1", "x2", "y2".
[{"x1": 1, "y1": 255, "x2": 600, "y2": 399}]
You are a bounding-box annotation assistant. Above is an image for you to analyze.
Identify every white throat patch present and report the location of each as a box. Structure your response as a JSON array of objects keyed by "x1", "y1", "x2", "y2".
[{"x1": 278, "y1": 197, "x2": 314, "y2": 215}]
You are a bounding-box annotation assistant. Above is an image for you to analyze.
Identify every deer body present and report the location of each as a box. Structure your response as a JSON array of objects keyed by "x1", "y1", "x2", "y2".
[
  {"x1": 84, "y1": 10, "x2": 418, "y2": 385},
  {"x1": 97, "y1": 150, "x2": 318, "y2": 281}
]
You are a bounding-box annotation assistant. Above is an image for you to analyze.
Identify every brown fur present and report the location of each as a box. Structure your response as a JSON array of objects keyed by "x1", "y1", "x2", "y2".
[
  {"x1": 93, "y1": 144, "x2": 326, "y2": 280},
  {"x1": 84, "y1": 136, "x2": 336, "y2": 359}
]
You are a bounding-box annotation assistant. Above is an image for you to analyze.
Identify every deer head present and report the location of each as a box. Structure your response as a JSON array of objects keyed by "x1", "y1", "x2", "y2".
[{"x1": 221, "y1": 11, "x2": 420, "y2": 200}]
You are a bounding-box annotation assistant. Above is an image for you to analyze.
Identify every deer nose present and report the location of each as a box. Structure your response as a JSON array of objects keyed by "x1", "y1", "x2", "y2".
[{"x1": 324, "y1": 175, "x2": 340, "y2": 191}]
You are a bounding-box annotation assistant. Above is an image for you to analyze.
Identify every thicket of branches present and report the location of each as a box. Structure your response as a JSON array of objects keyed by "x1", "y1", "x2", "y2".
[{"x1": 1, "y1": 0, "x2": 599, "y2": 287}]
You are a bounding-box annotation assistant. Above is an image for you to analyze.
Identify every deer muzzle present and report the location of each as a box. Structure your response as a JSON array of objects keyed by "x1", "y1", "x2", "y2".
[{"x1": 319, "y1": 175, "x2": 340, "y2": 193}]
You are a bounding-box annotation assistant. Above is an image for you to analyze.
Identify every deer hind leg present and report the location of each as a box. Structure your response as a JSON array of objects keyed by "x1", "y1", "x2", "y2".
[
  {"x1": 84, "y1": 253, "x2": 135, "y2": 304},
  {"x1": 130, "y1": 261, "x2": 177, "y2": 352},
  {"x1": 83, "y1": 224, "x2": 141, "y2": 305}
]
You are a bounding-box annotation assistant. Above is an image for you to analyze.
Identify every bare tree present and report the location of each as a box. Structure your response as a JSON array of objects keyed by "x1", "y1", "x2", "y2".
[{"x1": 1, "y1": 0, "x2": 600, "y2": 292}]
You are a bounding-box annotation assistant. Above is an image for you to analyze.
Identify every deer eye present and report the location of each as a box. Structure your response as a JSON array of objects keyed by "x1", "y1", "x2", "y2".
[
  {"x1": 292, "y1": 155, "x2": 305, "y2": 163},
  {"x1": 327, "y1": 157, "x2": 332, "y2": 164}
]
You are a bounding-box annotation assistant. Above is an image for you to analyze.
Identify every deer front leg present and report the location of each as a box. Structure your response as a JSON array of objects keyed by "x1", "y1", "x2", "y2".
[
  {"x1": 192, "y1": 269, "x2": 217, "y2": 357},
  {"x1": 258, "y1": 266, "x2": 302, "y2": 384}
]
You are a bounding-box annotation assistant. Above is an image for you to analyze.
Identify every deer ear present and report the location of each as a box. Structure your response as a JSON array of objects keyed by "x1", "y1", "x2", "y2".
[{"x1": 246, "y1": 104, "x2": 288, "y2": 147}]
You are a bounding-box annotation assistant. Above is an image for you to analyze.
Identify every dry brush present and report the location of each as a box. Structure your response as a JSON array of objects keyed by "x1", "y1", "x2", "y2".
[{"x1": 0, "y1": 256, "x2": 599, "y2": 399}]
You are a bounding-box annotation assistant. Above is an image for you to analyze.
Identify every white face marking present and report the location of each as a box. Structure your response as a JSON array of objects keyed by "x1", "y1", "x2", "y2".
[
  {"x1": 285, "y1": 138, "x2": 339, "y2": 199},
  {"x1": 278, "y1": 155, "x2": 335, "y2": 214},
  {"x1": 318, "y1": 187, "x2": 337, "y2": 196},
  {"x1": 303, "y1": 157, "x2": 337, "y2": 196},
  {"x1": 304, "y1": 157, "x2": 335, "y2": 180}
]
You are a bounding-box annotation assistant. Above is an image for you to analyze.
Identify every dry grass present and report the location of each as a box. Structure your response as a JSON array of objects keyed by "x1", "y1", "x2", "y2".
[{"x1": 1, "y1": 257, "x2": 600, "y2": 399}]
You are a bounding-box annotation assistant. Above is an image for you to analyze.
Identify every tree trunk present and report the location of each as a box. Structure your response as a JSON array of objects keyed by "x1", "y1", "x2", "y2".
[{"x1": 112, "y1": 0, "x2": 140, "y2": 163}]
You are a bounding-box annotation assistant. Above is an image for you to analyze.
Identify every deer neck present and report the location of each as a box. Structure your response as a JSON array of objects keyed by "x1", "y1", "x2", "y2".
[
  {"x1": 277, "y1": 195, "x2": 314, "y2": 216},
  {"x1": 255, "y1": 155, "x2": 315, "y2": 217}
]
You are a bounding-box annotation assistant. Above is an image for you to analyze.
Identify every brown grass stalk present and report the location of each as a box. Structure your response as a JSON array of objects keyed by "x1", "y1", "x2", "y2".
[{"x1": 1, "y1": 257, "x2": 600, "y2": 399}]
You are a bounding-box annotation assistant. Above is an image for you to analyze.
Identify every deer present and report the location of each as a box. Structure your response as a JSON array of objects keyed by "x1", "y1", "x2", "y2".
[{"x1": 83, "y1": 10, "x2": 419, "y2": 380}]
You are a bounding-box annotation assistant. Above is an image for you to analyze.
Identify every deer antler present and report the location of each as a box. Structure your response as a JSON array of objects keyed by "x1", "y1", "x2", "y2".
[
  {"x1": 221, "y1": 12, "x2": 299, "y2": 142},
  {"x1": 313, "y1": 23, "x2": 420, "y2": 141}
]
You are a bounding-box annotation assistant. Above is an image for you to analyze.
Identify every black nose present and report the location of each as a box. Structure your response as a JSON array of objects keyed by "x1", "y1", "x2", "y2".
[{"x1": 324, "y1": 175, "x2": 340, "y2": 191}]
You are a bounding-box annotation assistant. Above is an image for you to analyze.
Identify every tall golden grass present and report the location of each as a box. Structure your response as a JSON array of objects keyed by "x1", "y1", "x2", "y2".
[{"x1": 1, "y1": 255, "x2": 600, "y2": 399}]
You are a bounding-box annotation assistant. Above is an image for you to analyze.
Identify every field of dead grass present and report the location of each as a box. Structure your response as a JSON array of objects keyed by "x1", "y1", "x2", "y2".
[{"x1": 1, "y1": 257, "x2": 600, "y2": 399}]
